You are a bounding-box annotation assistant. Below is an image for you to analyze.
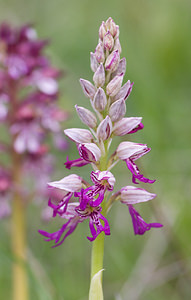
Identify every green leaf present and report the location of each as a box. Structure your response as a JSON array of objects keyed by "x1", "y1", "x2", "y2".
[{"x1": 89, "y1": 269, "x2": 104, "y2": 300}]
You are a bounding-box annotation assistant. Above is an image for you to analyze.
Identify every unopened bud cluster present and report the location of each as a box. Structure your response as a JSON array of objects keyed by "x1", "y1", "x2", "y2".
[{"x1": 40, "y1": 18, "x2": 162, "y2": 247}]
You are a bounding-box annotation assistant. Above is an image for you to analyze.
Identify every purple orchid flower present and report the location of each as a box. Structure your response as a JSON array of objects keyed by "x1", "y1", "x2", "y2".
[
  {"x1": 39, "y1": 187, "x2": 111, "y2": 247},
  {"x1": 116, "y1": 141, "x2": 155, "y2": 184},
  {"x1": 128, "y1": 205, "x2": 163, "y2": 235}
]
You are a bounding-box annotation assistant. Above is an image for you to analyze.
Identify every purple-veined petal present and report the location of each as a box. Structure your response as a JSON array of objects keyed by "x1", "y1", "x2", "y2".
[
  {"x1": 97, "y1": 116, "x2": 112, "y2": 141},
  {"x1": 116, "y1": 141, "x2": 150, "y2": 161},
  {"x1": 64, "y1": 156, "x2": 89, "y2": 169},
  {"x1": 128, "y1": 205, "x2": 163, "y2": 235},
  {"x1": 48, "y1": 174, "x2": 82, "y2": 192},
  {"x1": 120, "y1": 186, "x2": 156, "y2": 204},
  {"x1": 91, "y1": 170, "x2": 115, "y2": 191},
  {"x1": 64, "y1": 128, "x2": 93, "y2": 144},
  {"x1": 78, "y1": 143, "x2": 101, "y2": 163},
  {"x1": 126, "y1": 159, "x2": 156, "y2": 184},
  {"x1": 113, "y1": 117, "x2": 143, "y2": 136}
]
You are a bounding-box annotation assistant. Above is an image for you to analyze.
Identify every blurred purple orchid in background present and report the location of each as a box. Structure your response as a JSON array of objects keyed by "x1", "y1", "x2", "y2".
[{"x1": 0, "y1": 22, "x2": 68, "y2": 218}]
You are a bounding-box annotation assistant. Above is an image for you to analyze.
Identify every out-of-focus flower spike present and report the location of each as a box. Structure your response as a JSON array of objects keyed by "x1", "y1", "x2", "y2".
[
  {"x1": 79, "y1": 78, "x2": 96, "y2": 100},
  {"x1": 90, "y1": 52, "x2": 99, "y2": 72},
  {"x1": 106, "y1": 73, "x2": 124, "y2": 97},
  {"x1": 93, "y1": 63, "x2": 105, "y2": 87},
  {"x1": 64, "y1": 128, "x2": 93, "y2": 144},
  {"x1": 112, "y1": 80, "x2": 133, "y2": 102},
  {"x1": 95, "y1": 42, "x2": 105, "y2": 63},
  {"x1": 78, "y1": 143, "x2": 101, "y2": 163},
  {"x1": 109, "y1": 98, "x2": 126, "y2": 122},
  {"x1": 0, "y1": 198, "x2": 11, "y2": 219},
  {"x1": 105, "y1": 18, "x2": 118, "y2": 37},
  {"x1": 93, "y1": 87, "x2": 107, "y2": 112},
  {"x1": 97, "y1": 116, "x2": 112, "y2": 141},
  {"x1": 53, "y1": 133, "x2": 68, "y2": 151},
  {"x1": 120, "y1": 186, "x2": 156, "y2": 204},
  {"x1": 112, "y1": 57, "x2": 126, "y2": 78},
  {"x1": 99, "y1": 21, "x2": 107, "y2": 41},
  {"x1": 105, "y1": 50, "x2": 120, "y2": 72},
  {"x1": 103, "y1": 31, "x2": 114, "y2": 51},
  {"x1": 75, "y1": 105, "x2": 97, "y2": 128},
  {"x1": 113, "y1": 117, "x2": 143, "y2": 136},
  {"x1": 37, "y1": 77, "x2": 58, "y2": 95}
]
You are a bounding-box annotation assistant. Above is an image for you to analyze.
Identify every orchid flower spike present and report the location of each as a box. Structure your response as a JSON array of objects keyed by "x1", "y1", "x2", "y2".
[{"x1": 39, "y1": 18, "x2": 162, "y2": 300}]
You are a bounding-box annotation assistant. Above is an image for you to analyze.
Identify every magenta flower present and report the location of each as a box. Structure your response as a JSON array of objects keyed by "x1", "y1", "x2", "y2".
[
  {"x1": 128, "y1": 205, "x2": 163, "y2": 235},
  {"x1": 64, "y1": 156, "x2": 89, "y2": 169},
  {"x1": 39, "y1": 18, "x2": 163, "y2": 300},
  {"x1": 116, "y1": 185, "x2": 162, "y2": 234},
  {"x1": 116, "y1": 141, "x2": 155, "y2": 184},
  {"x1": 39, "y1": 18, "x2": 162, "y2": 253},
  {"x1": 47, "y1": 174, "x2": 83, "y2": 215},
  {"x1": 39, "y1": 185, "x2": 110, "y2": 247}
]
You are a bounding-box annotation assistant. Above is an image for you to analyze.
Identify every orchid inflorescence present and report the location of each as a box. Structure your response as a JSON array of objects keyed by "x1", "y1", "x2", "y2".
[
  {"x1": 39, "y1": 17, "x2": 162, "y2": 247},
  {"x1": 0, "y1": 23, "x2": 68, "y2": 218}
]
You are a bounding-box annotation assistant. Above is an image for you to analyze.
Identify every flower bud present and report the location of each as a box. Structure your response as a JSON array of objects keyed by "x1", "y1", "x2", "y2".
[
  {"x1": 78, "y1": 143, "x2": 101, "y2": 162},
  {"x1": 112, "y1": 80, "x2": 133, "y2": 102},
  {"x1": 99, "y1": 21, "x2": 107, "y2": 40},
  {"x1": 93, "y1": 87, "x2": 107, "y2": 112},
  {"x1": 48, "y1": 174, "x2": 82, "y2": 192},
  {"x1": 120, "y1": 186, "x2": 156, "y2": 205},
  {"x1": 97, "y1": 116, "x2": 112, "y2": 141},
  {"x1": 64, "y1": 128, "x2": 93, "y2": 144},
  {"x1": 115, "y1": 25, "x2": 120, "y2": 38},
  {"x1": 113, "y1": 37, "x2": 121, "y2": 54},
  {"x1": 105, "y1": 50, "x2": 120, "y2": 72},
  {"x1": 116, "y1": 141, "x2": 149, "y2": 160},
  {"x1": 113, "y1": 117, "x2": 142, "y2": 136},
  {"x1": 112, "y1": 57, "x2": 126, "y2": 78},
  {"x1": 105, "y1": 17, "x2": 117, "y2": 37},
  {"x1": 106, "y1": 73, "x2": 124, "y2": 97},
  {"x1": 79, "y1": 78, "x2": 96, "y2": 99},
  {"x1": 93, "y1": 63, "x2": 105, "y2": 87},
  {"x1": 75, "y1": 105, "x2": 97, "y2": 128},
  {"x1": 103, "y1": 31, "x2": 114, "y2": 51},
  {"x1": 90, "y1": 52, "x2": 99, "y2": 72},
  {"x1": 109, "y1": 98, "x2": 126, "y2": 122},
  {"x1": 95, "y1": 42, "x2": 105, "y2": 63}
]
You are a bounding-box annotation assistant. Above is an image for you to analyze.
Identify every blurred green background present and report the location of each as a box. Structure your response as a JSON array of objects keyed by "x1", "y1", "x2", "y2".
[{"x1": 1, "y1": 0, "x2": 191, "y2": 299}]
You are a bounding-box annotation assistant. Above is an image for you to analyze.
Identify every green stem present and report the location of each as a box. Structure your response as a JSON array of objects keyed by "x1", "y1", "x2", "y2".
[
  {"x1": 12, "y1": 151, "x2": 28, "y2": 300},
  {"x1": 90, "y1": 232, "x2": 105, "y2": 280},
  {"x1": 10, "y1": 80, "x2": 29, "y2": 300},
  {"x1": 89, "y1": 147, "x2": 108, "y2": 299}
]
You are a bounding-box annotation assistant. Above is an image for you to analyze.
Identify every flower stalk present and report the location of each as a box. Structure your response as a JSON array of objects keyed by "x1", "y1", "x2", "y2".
[
  {"x1": 12, "y1": 150, "x2": 28, "y2": 300},
  {"x1": 0, "y1": 23, "x2": 68, "y2": 299}
]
